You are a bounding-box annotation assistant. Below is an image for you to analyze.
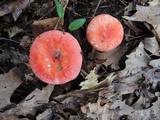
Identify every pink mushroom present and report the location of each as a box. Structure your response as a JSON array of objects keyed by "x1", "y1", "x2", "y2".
[
  {"x1": 86, "y1": 14, "x2": 124, "y2": 52},
  {"x1": 29, "y1": 30, "x2": 82, "y2": 84}
]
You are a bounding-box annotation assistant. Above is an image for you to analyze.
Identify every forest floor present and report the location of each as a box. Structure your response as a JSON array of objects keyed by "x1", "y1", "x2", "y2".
[{"x1": 0, "y1": 0, "x2": 160, "y2": 120}]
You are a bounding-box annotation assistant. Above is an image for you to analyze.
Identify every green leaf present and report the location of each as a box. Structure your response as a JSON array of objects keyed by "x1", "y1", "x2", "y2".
[
  {"x1": 69, "y1": 18, "x2": 86, "y2": 31},
  {"x1": 55, "y1": 0, "x2": 64, "y2": 18}
]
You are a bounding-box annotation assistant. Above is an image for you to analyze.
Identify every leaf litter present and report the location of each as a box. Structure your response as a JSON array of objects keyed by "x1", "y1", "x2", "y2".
[{"x1": 0, "y1": 0, "x2": 160, "y2": 120}]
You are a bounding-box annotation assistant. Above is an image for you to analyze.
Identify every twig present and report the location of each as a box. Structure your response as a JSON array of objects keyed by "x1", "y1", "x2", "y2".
[
  {"x1": 92, "y1": 0, "x2": 102, "y2": 17},
  {"x1": 0, "y1": 37, "x2": 19, "y2": 44}
]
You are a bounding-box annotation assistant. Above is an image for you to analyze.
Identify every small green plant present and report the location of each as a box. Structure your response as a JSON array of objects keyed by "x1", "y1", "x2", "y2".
[
  {"x1": 69, "y1": 18, "x2": 86, "y2": 31},
  {"x1": 54, "y1": 0, "x2": 86, "y2": 31},
  {"x1": 55, "y1": 0, "x2": 64, "y2": 18}
]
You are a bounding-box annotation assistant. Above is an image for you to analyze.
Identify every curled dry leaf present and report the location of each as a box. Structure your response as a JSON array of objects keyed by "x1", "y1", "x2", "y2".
[{"x1": 143, "y1": 37, "x2": 160, "y2": 56}]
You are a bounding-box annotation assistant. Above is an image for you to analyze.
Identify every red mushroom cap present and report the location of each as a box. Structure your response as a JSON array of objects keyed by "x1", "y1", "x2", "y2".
[
  {"x1": 86, "y1": 14, "x2": 124, "y2": 52},
  {"x1": 29, "y1": 30, "x2": 82, "y2": 84}
]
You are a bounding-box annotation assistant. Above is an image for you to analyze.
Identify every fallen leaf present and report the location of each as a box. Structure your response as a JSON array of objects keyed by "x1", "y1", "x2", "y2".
[
  {"x1": 101, "y1": 98, "x2": 160, "y2": 120},
  {"x1": 123, "y1": 5, "x2": 160, "y2": 25},
  {"x1": 69, "y1": 115, "x2": 80, "y2": 120},
  {"x1": 143, "y1": 37, "x2": 160, "y2": 56},
  {"x1": 123, "y1": 5, "x2": 160, "y2": 41},
  {"x1": 36, "y1": 108, "x2": 53, "y2": 120},
  {"x1": 81, "y1": 102, "x2": 99, "y2": 119},
  {"x1": 6, "y1": 26, "x2": 23, "y2": 38},
  {"x1": 0, "y1": 114, "x2": 29, "y2": 120},
  {"x1": 0, "y1": 68, "x2": 23, "y2": 110},
  {"x1": 148, "y1": 0, "x2": 160, "y2": 6},
  {"x1": 4, "y1": 84, "x2": 54, "y2": 116},
  {"x1": 20, "y1": 35, "x2": 31, "y2": 47},
  {"x1": 0, "y1": 0, "x2": 35, "y2": 21},
  {"x1": 96, "y1": 43, "x2": 128, "y2": 70},
  {"x1": 0, "y1": 50, "x2": 11, "y2": 63},
  {"x1": 149, "y1": 59, "x2": 160, "y2": 67},
  {"x1": 112, "y1": 82, "x2": 139, "y2": 95},
  {"x1": 0, "y1": 49, "x2": 28, "y2": 65},
  {"x1": 10, "y1": 50, "x2": 29, "y2": 65},
  {"x1": 152, "y1": 24, "x2": 160, "y2": 40},
  {"x1": 118, "y1": 42, "x2": 150, "y2": 77},
  {"x1": 32, "y1": 17, "x2": 64, "y2": 37},
  {"x1": 143, "y1": 67, "x2": 160, "y2": 89}
]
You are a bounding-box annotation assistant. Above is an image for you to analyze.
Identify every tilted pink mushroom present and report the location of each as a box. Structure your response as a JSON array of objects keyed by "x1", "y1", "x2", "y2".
[{"x1": 86, "y1": 14, "x2": 124, "y2": 52}]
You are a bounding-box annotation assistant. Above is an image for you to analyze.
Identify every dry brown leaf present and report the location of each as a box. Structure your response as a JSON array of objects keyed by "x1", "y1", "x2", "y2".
[
  {"x1": 32, "y1": 17, "x2": 64, "y2": 37},
  {"x1": 81, "y1": 102, "x2": 99, "y2": 119},
  {"x1": 143, "y1": 37, "x2": 160, "y2": 56},
  {"x1": 105, "y1": 100, "x2": 134, "y2": 119},
  {"x1": 0, "y1": 50, "x2": 10, "y2": 63},
  {"x1": 123, "y1": 5, "x2": 160, "y2": 24},
  {"x1": 112, "y1": 81, "x2": 139, "y2": 95},
  {"x1": 81, "y1": 88, "x2": 115, "y2": 120},
  {"x1": 100, "y1": 98, "x2": 160, "y2": 120},
  {"x1": 96, "y1": 43, "x2": 128, "y2": 70},
  {"x1": 149, "y1": 59, "x2": 160, "y2": 67},
  {"x1": 123, "y1": 19, "x2": 143, "y2": 34},
  {"x1": 69, "y1": 115, "x2": 80, "y2": 120},
  {"x1": 130, "y1": 98, "x2": 160, "y2": 119},
  {"x1": 20, "y1": 35, "x2": 31, "y2": 47},
  {"x1": 123, "y1": 5, "x2": 160, "y2": 41},
  {"x1": 143, "y1": 67, "x2": 160, "y2": 89},
  {"x1": 4, "y1": 84, "x2": 54, "y2": 116},
  {"x1": 6, "y1": 26, "x2": 23, "y2": 38},
  {"x1": 101, "y1": 93, "x2": 160, "y2": 119},
  {"x1": 0, "y1": 0, "x2": 34, "y2": 21},
  {"x1": 36, "y1": 108, "x2": 53, "y2": 120},
  {"x1": 0, "y1": 68, "x2": 23, "y2": 110},
  {"x1": 148, "y1": 0, "x2": 160, "y2": 6},
  {"x1": 0, "y1": 114, "x2": 29, "y2": 120},
  {"x1": 0, "y1": 50, "x2": 28, "y2": 65},
  {"x1": 152, "y1": 24, "x2": 160, "y2": 40},
  {"x1": 10, "y1": 50, "x2": 29, "y2": 65},
  {"x1": 118, "y1": 42, "x2": 150, "y2": 77}
]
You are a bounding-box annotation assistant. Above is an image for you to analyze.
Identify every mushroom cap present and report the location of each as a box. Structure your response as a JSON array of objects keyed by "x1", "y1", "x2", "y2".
[
  {"x1": 86, "y1": 14, "x2": 124, "y2": 52},
  {"x1": 29, "y1": 30, "x2": 82, "y2": 84}
]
